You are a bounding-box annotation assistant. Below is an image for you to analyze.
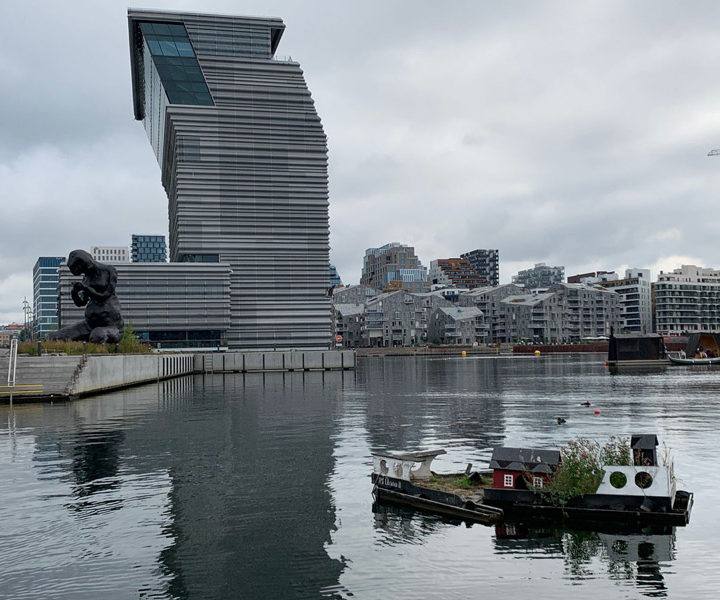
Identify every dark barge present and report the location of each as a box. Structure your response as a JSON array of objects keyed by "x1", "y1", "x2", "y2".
[{"x1": 372, "y1": 437, "x2": 693, "y2": 528}]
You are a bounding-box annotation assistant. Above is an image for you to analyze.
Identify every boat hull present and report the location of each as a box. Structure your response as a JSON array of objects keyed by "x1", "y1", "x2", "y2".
[
  {"x1": 668, "y1": 355, "x2": 720, "y2": 365},
  {"x1": 372, "y1": 474, "x2": 692, "y2": 527}
]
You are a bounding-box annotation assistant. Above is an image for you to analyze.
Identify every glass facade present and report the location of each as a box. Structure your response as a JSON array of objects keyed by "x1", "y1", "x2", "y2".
[
  {"x1": 139, "y1": 22, "x2": 214, "y2": 106},
  {"x1": 329, "y1": 264, "x2": 342, "y2": 287},
  {"x1": 33, "y1": 256, "x2": 65, "y2": 339},
  {"x1": 132, "y1": 234, "x2": 167, "y2": 263}
]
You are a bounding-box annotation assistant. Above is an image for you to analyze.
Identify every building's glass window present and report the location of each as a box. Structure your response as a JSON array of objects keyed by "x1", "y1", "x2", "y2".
[
  {"x1": 140, "y1": 22, "x2": 214, "y2": 106},
  {"x1": 533, "y1": 477, "x2": 543, "y2": 488},
  {"x1": 503, "y1": 474, "x2": 514, "y2": 487},
  {"x1": 179, "y1": 253, "x2": 219, "y2": 263}
]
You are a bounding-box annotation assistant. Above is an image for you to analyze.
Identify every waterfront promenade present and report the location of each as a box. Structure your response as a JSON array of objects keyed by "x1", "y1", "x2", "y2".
[{"x1": 0, "y1": 350, "x2": 355, "y2": 402}]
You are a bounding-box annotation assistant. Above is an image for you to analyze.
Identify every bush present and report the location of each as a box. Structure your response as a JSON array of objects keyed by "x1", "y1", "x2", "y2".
[
  {"x1": 117, "y1": 323, "x2": 150, "y2": 353},
  {"x1": 20, "y1": 324, "x2": 151, "y2": 355},
  {"x1": 540, "y1": 436, "x2": 631, "y2": 506}
]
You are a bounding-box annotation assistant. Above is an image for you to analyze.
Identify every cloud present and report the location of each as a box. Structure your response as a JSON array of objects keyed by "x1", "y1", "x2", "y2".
[{"x1": 4, "y1": 0, "x2": 720, "y2": 319}]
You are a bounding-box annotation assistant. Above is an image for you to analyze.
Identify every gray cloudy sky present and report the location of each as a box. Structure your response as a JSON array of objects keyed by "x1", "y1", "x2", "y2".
[{"x1": 3, "y1": 0, "x2": 720, "y2": 323}]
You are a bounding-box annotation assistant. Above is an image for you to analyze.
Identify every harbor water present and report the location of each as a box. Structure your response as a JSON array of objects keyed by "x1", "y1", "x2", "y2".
[{"x1": 1, "y1": 354, "x2": 718, "y2": 598}]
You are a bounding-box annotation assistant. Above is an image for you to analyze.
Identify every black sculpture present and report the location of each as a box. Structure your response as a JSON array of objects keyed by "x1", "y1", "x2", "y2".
[{"x1": 48, "y1": 249, "x2": 124, "y2": 344}]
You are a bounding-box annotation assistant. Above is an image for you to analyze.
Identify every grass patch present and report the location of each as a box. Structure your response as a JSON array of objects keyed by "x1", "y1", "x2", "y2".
[{"x1": 21, "y1": 325, "x2": 152, "y2": 355}]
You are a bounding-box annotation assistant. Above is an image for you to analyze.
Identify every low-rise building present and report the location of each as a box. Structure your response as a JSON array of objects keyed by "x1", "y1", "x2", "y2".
[
  {"x1": 332, "y1": 304, "x2": 364, "y2": 347},
  {"x1": 427, "y1": 306, "x2": 486, "y2": 345},
  {"x1": 363, "y1": 290, "x2": 454, "y2": 347},
  {"x1": 90, "y1": 246, "x2": 130, "y2": 263}
]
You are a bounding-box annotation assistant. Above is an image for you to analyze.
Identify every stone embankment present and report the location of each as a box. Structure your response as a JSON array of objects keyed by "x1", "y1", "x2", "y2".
[{"x1": 1, "y1": 350, "x2": 355, "y2": 403}]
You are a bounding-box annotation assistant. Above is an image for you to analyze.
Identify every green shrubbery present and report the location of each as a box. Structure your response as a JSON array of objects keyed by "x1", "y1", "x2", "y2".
[
  {"x1": 539, "y1": 436, "x2": 632, "y2": 506},
  {"x1": 20, "y1": 324, "x2": 151, "y2": 355}
]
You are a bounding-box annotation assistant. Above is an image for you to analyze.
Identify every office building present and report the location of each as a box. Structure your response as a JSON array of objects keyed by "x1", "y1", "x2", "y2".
[
  {"x1": 33, "y1": 256, "x2": 65, "y2": 339},
  {"x1": 59, "y1": 262, "x2": 232, "y2": 348},
  {"x1": 512, "y1": 263, "x2": 564, "y2": 289},
  {"x1": 91, "y1": 246, "x2": 130, "y2": 263},
  {"x1": 428, "y1": 258, "x2": 486, "y2": 289},
  {"x1": 128, "y1": 9, "x2": 330, "y2": 348},
  {"x1": 360, "y1": 242, "x2": 428, "y2": 293},
  {"x1": 654, "y1": 265, "x2": 720, "y2": 336},
  {"x1": 461, "y1": 249, "x2": 499, "y2": 287},
  {"x1": 132, "y1": 234, "x2": 167, "y2": 262}
]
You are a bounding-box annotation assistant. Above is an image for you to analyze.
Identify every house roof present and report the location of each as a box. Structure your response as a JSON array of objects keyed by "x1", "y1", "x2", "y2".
[
  {"x1": 334, "y1": 304, "x2": 364, "y2": 317},
  {"x1": 489, "y1": 447, "x2": 561, "y2": 473},
  {"x1": 631, "y1": 434, "x2": 658, "y2": 450},
  {"x1": 436, "y1": 306, "x2": 483, "y2": 321},
  {"x1": 501, "y1": 292, "x2": 554, "y2": 306}
]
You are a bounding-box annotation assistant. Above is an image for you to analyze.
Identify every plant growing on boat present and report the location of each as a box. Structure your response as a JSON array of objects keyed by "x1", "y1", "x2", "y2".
[{"x1": 537, "y1": 436, "x2": 632, "y2": 506}]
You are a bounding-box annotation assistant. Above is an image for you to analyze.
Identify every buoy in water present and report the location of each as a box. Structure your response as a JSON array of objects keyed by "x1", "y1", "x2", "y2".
[
  {"x1": 594, "y1": 409, "x2": 601, "y2": 415},
  {"x1": 603, "y1": 361, "x2": 608, "y2": 367},
  {"x1": 461, "y1": 350, "x2": 467, "y2": 357},
  {"x1": 534, "y1": 350, "x2": 541, "y2": 356}
]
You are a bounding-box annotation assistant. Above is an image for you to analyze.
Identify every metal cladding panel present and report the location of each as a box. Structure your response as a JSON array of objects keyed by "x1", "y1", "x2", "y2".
[
  {"x1": 57, "y1": 263, "x2": 231, "y2": 335},
  {"x1": 129, "y1": 10, "x2": 330, "y2": 349}
]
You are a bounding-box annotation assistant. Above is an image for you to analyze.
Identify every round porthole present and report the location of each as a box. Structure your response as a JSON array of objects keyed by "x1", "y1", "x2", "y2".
[
  {"x1": 609, "y1": 471, "x2": 627, "y2": 489},
  {"x1": 635, "y1": 471, "x2": 653, "y2": 489}
]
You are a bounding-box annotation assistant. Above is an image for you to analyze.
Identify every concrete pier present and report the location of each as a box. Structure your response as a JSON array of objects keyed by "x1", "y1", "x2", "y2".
[{"x1": 0, "y1": 350, "x2": 355, "y2": 403}]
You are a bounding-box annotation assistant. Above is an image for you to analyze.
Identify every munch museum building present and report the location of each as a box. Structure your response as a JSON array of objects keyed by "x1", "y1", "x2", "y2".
[{"x1": 121, "y1": 9, "x2": 331, "y2": 349}]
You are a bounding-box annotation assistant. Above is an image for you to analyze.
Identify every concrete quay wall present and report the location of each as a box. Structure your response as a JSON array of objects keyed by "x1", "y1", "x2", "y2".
[
  {"x1": 71, "y1": 354, "x2": 195, "y2": 396},
  {"x1": 4, "y1": 350, "x2": 355, "y2": 402},
  {"x1": 193, "y1": 350, "x2": 356, "y2": 373}
]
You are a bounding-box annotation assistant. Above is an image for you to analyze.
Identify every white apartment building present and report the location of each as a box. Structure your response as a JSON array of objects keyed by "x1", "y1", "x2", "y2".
[
  {"x1": 655, "y1": 265, "x2": 720, "y2": 335},
  {"x1": 90, "y1": 246, "x2": 130, "y2": 263},
  {"x1": 599, "y1": 269, "x2": 652, "y2": 333}
]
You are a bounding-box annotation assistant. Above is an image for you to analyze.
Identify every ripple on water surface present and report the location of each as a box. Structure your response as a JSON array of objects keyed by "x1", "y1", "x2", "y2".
[{"x1": 0, "y1": 359, "x2": 719, "y2": 598}]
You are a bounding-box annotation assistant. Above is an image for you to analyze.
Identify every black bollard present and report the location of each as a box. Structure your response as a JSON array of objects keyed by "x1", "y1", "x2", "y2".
[{"x1": 37, "y1": 341, "x2": 42, "y2": 357}]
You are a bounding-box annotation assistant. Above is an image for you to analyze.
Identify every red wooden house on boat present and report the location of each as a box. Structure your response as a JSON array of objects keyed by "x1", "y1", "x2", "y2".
[{"x1": 489, "y1": 447, "x2": 561, "y2": 489}]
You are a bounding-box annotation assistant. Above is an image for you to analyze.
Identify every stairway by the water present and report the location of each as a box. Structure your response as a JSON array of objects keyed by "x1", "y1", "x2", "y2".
[{"x1": 0, "y1": 355, "x2": 84, "y2": 398}]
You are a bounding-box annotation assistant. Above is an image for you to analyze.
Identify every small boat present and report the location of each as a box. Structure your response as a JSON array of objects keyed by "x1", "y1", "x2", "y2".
[
  {"x1": 668, "y1": 354, "x2": 720, "y2": 365},
  {"x1": 668, "y1": 332, "x2": 720, "y2": 365},
  {"x1": 372, "y1": 434, "x2": 693, "y2": 528}
]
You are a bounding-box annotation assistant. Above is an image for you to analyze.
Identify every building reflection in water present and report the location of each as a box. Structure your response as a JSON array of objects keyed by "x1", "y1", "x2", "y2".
[{"x1": 142, "y1": 370, "x2": 348, "y2": 599}]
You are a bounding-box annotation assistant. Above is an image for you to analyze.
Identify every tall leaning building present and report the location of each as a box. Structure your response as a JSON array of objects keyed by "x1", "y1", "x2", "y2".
[{"x1": 128, "y1": 9, "x2": 330, "y2": 348}]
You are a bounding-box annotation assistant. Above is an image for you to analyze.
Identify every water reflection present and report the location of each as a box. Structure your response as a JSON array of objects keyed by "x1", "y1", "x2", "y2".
[
  {"x1": 2, "y1": 356, "x2": 718, "y2": 598},
  {"x1": 371, "y1": 501, "x2": 674, "y2": 598}
]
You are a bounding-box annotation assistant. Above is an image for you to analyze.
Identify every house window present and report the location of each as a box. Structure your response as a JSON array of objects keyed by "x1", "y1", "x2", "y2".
[
  {"x1": 503, "y1": 474, "x2": 514, "y2": 487},
  {"x1": 533, "y1": 477, "x2": 543, "y2": 488}
]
